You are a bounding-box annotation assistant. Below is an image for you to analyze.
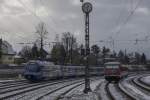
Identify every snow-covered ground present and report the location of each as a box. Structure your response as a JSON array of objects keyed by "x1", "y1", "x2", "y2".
[
  {"x1": 2, "y1": 79, "x2": 83, "y2": 100},
  {"x1": 0, "y1": 79, "x2": 24, "y2": 83},
  {"x1": 95, "y1": 81, "x2": 110, "y2": 100},
  {"x1": 0, "y1": 79, "x2": 17, "y2": 83},
  {"x1": 60, "y1": 78, "x2": 104, "y2": 100},
  {"x1": 0, "y1": 74, "x2": 150, "y2": 100},
  {"x1": 141, "y1": 76, "x2": 150, "y2": 86},
  {"x1": 120, "y1": 76, "x2": 150, "y2": 100},
  {"x1": 108, "y1": 83, "x2": 128, "y2": 100},
  {"x1": 41, "y1": 82, "x2": 83, "y2": 100}
]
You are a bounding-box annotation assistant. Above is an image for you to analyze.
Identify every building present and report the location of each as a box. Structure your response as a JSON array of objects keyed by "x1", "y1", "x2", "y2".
[{"x1": 0, "y1": 39, "x2": 16, "y2": 64}]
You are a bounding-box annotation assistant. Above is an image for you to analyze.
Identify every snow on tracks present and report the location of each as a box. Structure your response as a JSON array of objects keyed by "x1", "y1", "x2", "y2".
[
  {"x1": 1, "y1": 74, "x2": 150, "y2": 100},
  {"x1": 60, "y1": 78, "x2": 104, "y2": 100},
  {"x1": 96, "y1": 74, "x2": 150, "y2": 100},
  {"x1": 119, "y1": 75, "x2": 150, "y2": 100},
  {"x1": 133, "y1": 76, "x2": 150, "y2": 92},
  {"x1": 108, "y1": 83, "x2": 132, "y2": 100},
  {"x1": 140, "y1": 76, "x2": 150, "y2": 87},
  {"x1": 0, "y1": 79, "x2": 82, "y2": 100}
]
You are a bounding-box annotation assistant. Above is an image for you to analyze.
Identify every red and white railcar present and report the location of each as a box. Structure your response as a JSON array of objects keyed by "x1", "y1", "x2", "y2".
[{"x1": 104, "y1": 62, "x2": 128, "y2": 82}]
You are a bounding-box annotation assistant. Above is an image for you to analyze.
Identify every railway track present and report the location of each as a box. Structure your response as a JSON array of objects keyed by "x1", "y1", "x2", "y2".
[
  {"x1": 36, "y1": 81, "x2": 84, "y2": 100},
  {"x1": 0, "y1": 78, "x2": 83, "y2": 100},
  {"x1": 0, "y1": 77, "x2": 101, "y2": 100},
  {"x1": 0, "y1": 79, "x2": 26, "y2": 84},
  {"x1": 0, "y1": 74, "x2": 150, "y2": 100},
  {"x1": 54, "y1": 82, "x2": 84, "y2": 100},
  {"x1": 132, "y1": 76, "x2": 150, "y2": 92},
  {"x1": 118, "y1": 75, "x2": 150, "y2": 100},
  {"x1": 99, "y1": 74, "x2": 150, "y2": 100},
  {"x1": 0, "y1": 80, "x2": 27, "y2": 86},
  {"x1": 105, "y1": 82, "x2": 133, "y2": 100},
  {"x1": 139, "y1": 76, "x2": 150, "y2": 87},
  {"x1": 0, "y1": 81, "x2": 31, "y2": 90},
  {"x1": 24, "y1": 77, "x2": 101, "y2": 100},
  {"x1": 59, "y1": 78, "x2": 104, "y2": 100},
  {"x1": 118, "y1": 79, "x2": 137, "y2": 100}
]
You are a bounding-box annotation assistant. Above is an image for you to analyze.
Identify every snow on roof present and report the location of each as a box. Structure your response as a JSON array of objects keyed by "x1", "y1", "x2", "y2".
[
  {"x1": 14, "y1": 55, "x2": 22, "y2": 58},
  {"x1": 105, "y1": 62, "x2": 120, "y2": 65}
]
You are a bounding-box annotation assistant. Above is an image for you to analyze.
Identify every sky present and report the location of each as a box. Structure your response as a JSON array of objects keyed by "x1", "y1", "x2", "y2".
[{"x1": 0, "y1": 0, "x2": 150, "y2": 57}]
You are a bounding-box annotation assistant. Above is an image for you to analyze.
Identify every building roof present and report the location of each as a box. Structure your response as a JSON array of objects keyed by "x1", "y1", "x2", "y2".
[
  {"x1": 105, "y1": 62, "x2": 120, "y2": 65},
  {"x1": 14, "y1": 55, "x2": 22, "y2": 58}
]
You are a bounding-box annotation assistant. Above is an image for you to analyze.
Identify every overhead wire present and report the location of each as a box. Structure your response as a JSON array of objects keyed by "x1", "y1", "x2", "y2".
[
  {"x1": 40, "y1": 0, "x2": 74, "y2": 33},
  {"x1": 108, "y1": 0, "x2": 126, "y2": 48},
  {"x1": 108, "y1": 0, "x2": 132, "y2": 41},
  {"x1": 17, "y1": 0, "x2": 58, "y2": 34},
  {"x1": 115, "y1": 0, "x2": 142, "y2": 36},
  {"x1": 17, "y1": 0, "x2": 42, "y2": 22},
  {"x1": 39, "y1": 0, "x2": 59, "y2": 32},
  {"x1": 105, "y1": 0, "x2": 143, "y2": 49},
  {"x1": 17, "y1": 0, "x2": 61, "y2": 50},
  {"x1": 113, "y1": 0, "x2": 126, "y2": 31},
  {"x1": 39, "y1": 0, "x2": 57, "y2": 25}
]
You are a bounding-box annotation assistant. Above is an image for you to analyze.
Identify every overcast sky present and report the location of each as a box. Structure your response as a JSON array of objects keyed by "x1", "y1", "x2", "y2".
[{"x1": 0, "y1": 0, "x2": 150, "y2": 57}]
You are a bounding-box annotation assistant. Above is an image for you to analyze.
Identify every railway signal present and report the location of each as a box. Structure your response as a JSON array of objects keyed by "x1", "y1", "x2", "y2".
[{"x1": 81, "y1": 1, "x2": 93, "y2": 93}]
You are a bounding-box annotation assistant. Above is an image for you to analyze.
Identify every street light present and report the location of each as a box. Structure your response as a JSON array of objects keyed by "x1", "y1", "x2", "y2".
[{"x1": 81, "y1": 2, "x2": 93, "y2": 93}]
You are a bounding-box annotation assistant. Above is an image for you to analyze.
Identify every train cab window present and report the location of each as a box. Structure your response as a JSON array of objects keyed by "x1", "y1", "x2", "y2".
[
  {"x1": 106, "y1": 65, "x2": 119, "y2": 69},
  {"x1": 25, "y1": 63, "x2": 41, "y2": 72},
  {"x1": 105, "y1": 62, "x2": 120, "y2": 69}
]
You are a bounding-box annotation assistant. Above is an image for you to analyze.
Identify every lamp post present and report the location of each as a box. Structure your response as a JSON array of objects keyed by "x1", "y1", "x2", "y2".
[{"x1": 81, "y1": 2, "x2": 93, "y2": 93}]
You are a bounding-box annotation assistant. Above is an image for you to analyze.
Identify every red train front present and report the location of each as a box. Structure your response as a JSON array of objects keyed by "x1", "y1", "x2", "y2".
[{"x1": 104, "y1": 62, "x2": 128, "y2": 82}]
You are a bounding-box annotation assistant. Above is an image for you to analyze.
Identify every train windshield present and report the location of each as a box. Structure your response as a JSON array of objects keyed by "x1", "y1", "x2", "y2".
[
  {"x1": 105, "y1": 65, "x2": 119, "y2": 69},
  {"x1": 25, "y1": 63, "x2": 41, "y2": 72},
  {"x1": 105, "y1": 62, "x2": 120, "y2": 69}
]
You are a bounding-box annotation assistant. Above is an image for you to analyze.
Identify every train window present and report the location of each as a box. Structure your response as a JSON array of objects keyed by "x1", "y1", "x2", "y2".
[
  {"x1": 25, "y1": 63, "x2": 41, "y2": 72},
  {"x1": 105, "y1": 65, "x2": 119, "y2": 69}
]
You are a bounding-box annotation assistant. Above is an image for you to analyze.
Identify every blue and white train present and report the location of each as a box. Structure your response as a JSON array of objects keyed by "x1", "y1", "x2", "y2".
[{"x1": 23, "y1": 60, "x2": 103, "y2": 82}]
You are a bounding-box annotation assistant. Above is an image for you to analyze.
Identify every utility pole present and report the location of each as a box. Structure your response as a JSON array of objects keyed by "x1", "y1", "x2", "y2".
[
  {"x1": 70, "y1": 36, "x2": 73, "y2": 65},
  {"x1": 81, "y1": 1, "x2": 93, "y2": 93},
  {"x1": 40, "y1": 37, "x2": 44, "y2": 60}
]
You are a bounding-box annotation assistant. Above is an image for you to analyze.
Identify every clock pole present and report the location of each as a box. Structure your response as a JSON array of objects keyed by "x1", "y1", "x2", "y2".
[{"x1": 81, "y1": 2, "x2": 93, "y2": 93}]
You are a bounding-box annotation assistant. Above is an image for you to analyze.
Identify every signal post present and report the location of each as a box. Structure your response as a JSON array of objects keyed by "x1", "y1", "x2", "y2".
[{"x1": 81, "y1": 2, "x2": 93, "y2": 93}]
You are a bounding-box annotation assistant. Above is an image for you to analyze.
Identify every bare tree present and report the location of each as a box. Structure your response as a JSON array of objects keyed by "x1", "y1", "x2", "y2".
[
  {"x1": 61, "y1": 32, "x2": 77, "y2": 64},
  {"x1": 36, "y1": 22, "x2": 48, "y2": 59},
  {"x1": 19, "y1": 45, "x2": 32, "y2": 61}
]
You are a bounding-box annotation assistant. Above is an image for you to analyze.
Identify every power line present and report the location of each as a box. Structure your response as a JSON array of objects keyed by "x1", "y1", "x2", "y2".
[
  {"x1": 114, "y1": 0, "x2": 126, "y2": 30},
  {"x1": 93, "y1": 38, "x2": 147, "y2": 45},
  {"x1": 39, "y1": 0, "x2": 59, "y2": 32},
  {"x1": 114, "y1": 0, "x2": 142, "y2": 36},
  {"x1": 17, "y1": 0, "x2": 42, "y2": 22},
  {"x1": 40, "y1": 0, "x2": 59, "y2": 28},
  {"x1": 17, "y1": 0, "x2": 58, "y2": 34},
  {"x1": 40, "y1": 0, "x2": 74, "y2": 32}
]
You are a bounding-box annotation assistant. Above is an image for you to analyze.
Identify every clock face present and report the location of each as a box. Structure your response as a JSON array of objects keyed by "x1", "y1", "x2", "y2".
[{"x1": 82, "y1": 2, "x2": 92, "y2": 13}]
